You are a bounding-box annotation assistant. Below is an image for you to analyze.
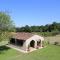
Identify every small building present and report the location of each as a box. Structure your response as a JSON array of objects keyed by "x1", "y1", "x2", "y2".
[{"x1": 10, "y1": 32, "x2": 44, "y2": 52}]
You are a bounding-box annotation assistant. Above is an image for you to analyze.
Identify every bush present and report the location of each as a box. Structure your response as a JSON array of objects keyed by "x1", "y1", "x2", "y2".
[
  {"x1": 39, "y1": 31, "x2": 60, "y2": 37},
  {"x1": 54, "y1": 42, "x2": 59, "y2": 45},
  {"x1": 42, "y1": 41, "x2": 48, "y2": 46}
]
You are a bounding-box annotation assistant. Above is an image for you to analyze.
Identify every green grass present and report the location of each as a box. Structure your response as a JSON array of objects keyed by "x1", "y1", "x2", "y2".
[
  {"x1": 0, "y1": 46, "x2": 20, "y2": 60},
  {"x1": 0, "y1": 45, "x2": 60, "y2": 60}
]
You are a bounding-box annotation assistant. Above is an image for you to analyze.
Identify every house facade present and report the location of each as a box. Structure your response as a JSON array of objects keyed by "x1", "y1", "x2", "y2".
[{"x1": 10, "y1": 32, "x2": 44, "y2": 52}]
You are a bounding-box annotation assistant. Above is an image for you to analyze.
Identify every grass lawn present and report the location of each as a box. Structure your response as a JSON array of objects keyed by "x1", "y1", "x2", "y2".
[{"x1": 0, "y1": 45, "x2": 60, "y2": 60}]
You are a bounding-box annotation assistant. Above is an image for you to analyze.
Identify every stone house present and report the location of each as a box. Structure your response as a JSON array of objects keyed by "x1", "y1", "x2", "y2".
[{"x1": 10, "y1": 32, "x2": 44, "y2": 52}]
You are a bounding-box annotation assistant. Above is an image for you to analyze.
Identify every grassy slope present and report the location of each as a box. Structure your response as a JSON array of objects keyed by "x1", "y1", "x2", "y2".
[
  {"x1": 0, "y1": 48, "x2": 20, "y2": 60},
  {"x1": 0, "y1": 45, "x2": 60, "y2": 60}
]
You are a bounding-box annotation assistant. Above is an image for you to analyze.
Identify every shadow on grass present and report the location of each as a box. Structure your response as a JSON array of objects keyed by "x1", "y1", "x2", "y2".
[{"x1": 0, "y1": 45, "x2": 10, "y2": 54}]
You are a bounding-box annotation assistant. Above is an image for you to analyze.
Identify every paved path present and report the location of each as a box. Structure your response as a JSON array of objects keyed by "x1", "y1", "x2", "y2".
[
  {"x1": 6, "y1": 44, "x2": 44, "y2": 53},
  {"x1": 6, "y1": 45, "x2": 27, "y2": 53}
]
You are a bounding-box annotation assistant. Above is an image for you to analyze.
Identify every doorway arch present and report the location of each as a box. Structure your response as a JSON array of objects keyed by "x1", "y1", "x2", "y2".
[
  {"x1": 37, "y1": 40, "x2": 41, "y2": 46},
  {"x1": 30, "y1": 40, "x2": 35, "y2": 48}
]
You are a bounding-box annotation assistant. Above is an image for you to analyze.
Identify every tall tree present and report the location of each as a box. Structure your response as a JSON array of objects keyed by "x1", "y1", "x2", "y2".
[
  {"x1": 24, "y1": 25, "x2": 31, "y2": 32},
  {"x1": 0, "y1": 12, "x2": 15, "y2": 41}
]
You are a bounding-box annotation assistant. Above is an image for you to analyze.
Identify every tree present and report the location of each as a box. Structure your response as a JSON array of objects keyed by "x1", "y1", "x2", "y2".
[
  {"x1": 24, "y1": 25, "x2": 31, "y2": 32},
  {"x1": 0, "y1": 12, "x2": 15, "y2": 41},
  {"x1": 16, "y1": 22, "x2": 60, "y2": 36}
]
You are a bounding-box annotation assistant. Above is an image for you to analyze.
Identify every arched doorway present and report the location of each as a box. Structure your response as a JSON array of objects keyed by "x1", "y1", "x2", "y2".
[
  {"x1": 30, "y1": 40, "x2": 35, "y2": 48},
  {"x1": 37, "y1": 40, "x2": 41, "y2": 47}
]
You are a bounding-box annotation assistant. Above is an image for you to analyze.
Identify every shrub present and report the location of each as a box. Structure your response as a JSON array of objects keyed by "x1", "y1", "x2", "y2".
[{"x1": 54, "y1": 42, "x2": 59, "y2": 45}]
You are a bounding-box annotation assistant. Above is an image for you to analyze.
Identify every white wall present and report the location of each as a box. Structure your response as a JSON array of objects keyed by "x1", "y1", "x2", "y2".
[
  {"x1": 21, "y1": 35, "x2": 44, "y2": 51},
  {"x1": 25, "y1": 35, "x2": 44, "y2": 51}
]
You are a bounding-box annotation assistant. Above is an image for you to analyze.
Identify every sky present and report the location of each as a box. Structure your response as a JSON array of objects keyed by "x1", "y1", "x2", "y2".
[{"x1": 0, "y1": 0, "x2": 60, "y2": 27}]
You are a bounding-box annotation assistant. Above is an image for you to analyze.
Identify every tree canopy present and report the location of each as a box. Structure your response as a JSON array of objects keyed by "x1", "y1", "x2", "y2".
[
  {"x1": 16, "y1": 22, "x2": 60, "y2": 33},
  {"x1": 0, "y1": 12, "x2": 15, "y2": 41}
]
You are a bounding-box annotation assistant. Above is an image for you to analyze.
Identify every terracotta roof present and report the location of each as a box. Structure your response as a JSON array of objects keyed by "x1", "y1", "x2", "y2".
[{"x1": 12, "y1": 32, "x2": 34, "y2": 40}]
